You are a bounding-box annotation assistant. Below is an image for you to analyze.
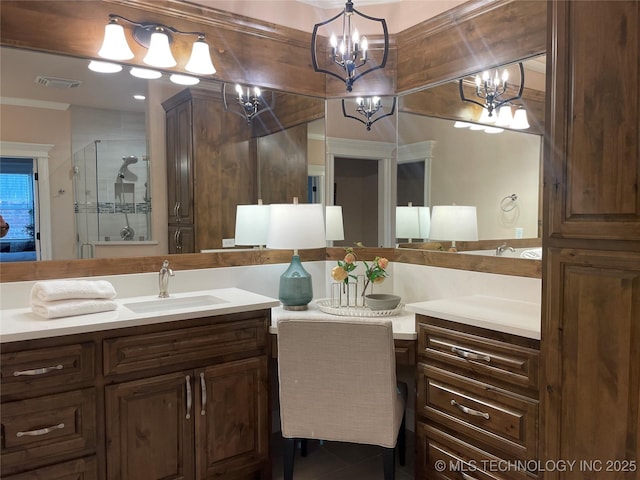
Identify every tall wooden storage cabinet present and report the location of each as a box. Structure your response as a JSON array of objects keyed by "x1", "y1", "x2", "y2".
[
  {"x1": 542, "y1": 1, "x2": 640, "y2": 477},
  {"x1": 163, "y1": 89, "x2": 256, "y2": 253}
]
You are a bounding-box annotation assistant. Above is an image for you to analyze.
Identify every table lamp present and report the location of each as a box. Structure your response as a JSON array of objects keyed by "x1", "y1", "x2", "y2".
[
  {"x1": 429, "y1": 205, "x2": 478, "y2": 252},
  {"x1": 418, "y1": 206, "x2": 431, "y2": 240},
  {"x1": 267, "y1": 200, "x2": 326, "y2": 310},
  {"x1": 234, "y1": 200, "x2": 270, "y2": 248},
  {"x1": 396, "y1": 203, "x2": 420, "y2": 243},
  {"x1": 325, "y1": 205, "x2": 345, "y2": 244}
]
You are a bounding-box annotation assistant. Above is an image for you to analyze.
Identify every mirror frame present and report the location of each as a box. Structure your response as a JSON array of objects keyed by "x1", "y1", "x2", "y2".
[{"x1": 0, "y1": 0, "x2": 546, "y2": 282}]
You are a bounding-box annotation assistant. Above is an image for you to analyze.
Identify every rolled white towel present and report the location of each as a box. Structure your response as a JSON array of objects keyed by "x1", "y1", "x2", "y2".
[
  {"x1": 31, "y1": 280, "x2": 116, "y2": 302},
  {"x1": 31, "y1": 298, "x2": 118, "y2": 319},
  {"x1": 520, "y1": 247, "x2": 543, "y2": 259}
]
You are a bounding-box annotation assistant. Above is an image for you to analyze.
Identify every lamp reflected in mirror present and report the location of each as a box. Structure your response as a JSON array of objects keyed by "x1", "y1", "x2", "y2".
[
  {"x1": 429, "y1": 205, "x2": 478, "y2": 252},
  {"x1": 235, "y1": 200, "x2": 270, "y2": 249}
]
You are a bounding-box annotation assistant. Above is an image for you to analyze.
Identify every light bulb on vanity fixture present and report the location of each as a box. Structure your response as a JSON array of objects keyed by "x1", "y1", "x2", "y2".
[{"x1": 96, "y1": 14, "x2": 216, "y2": 78}]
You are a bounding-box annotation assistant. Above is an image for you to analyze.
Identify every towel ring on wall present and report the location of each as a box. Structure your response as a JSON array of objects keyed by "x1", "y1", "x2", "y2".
[{"x1": 500, "y1": 194, "x2": 518, "y2": 212}]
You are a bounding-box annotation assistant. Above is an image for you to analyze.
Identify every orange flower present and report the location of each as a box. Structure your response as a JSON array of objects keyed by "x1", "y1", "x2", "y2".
[
  {"x1": 377, "y1": 257, "x2": 389, "y2": 269},
  {"x1": 331, "y1": 265, "x2": 349, "y2": 282},
  {"x1": 344, "y1": 252, "x2": 356, "y2": 264}
]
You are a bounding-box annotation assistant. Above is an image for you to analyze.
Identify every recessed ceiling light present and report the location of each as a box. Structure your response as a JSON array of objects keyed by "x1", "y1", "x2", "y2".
[
  {"x1": 133, "y1": 94, "x2": 146, "y2": 100},
  {"x1": 170, "y1": 74, "x2": 200, "y2": 86},
  {"x1": 130, "y1": 67, "x2": 162, "y2": 79},
  {"x1": 88, "y1": 60, "x2": 122, "y2": 73}
]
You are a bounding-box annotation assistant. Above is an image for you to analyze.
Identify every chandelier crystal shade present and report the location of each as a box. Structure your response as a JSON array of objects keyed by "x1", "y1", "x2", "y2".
[
  {"x1": 97, "y1": 14, "x2": 216, "y2": 76},
  {"x1": 311, "y1": 0, "x2": 389, "y2": 92}
]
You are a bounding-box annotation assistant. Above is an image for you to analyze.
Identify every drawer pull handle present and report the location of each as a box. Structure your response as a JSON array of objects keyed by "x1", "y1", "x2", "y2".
[
  {"x1": 451, "y1": 347, "x2": 491, "y2": 363},
  {"x1": 185, "y1": 375, "x2": 192, "y2": 420},
  {"x1": 200, "y1": 372, "x2": 207, "y2": 416},
  {"x1": 16, "y1": 423, "x2": 64, "y2": 437},
  {"x1": 451, "y1": 400, "x2": 490, "y2": 420},
  {"x1": 13, "y1": 364, "x2": 63, "y2": 376}
]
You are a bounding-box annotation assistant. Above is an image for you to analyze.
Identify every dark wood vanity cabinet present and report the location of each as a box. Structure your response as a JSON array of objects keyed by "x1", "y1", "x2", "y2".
[
  {"x1": 162, "y1": 88, "x2": 256, "y2": 253},
  {"x1": 1, "y1": 310, "x2": 272, "y2": 480},
  {"x1": 415, "y1": 315, "x2": 540, "y2": 480}
]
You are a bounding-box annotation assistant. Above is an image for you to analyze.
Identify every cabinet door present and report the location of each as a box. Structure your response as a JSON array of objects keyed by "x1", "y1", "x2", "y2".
[
  {"x1": 168, "y1": 224, "x2": 195, "y2": 254},
  {"x1": 166, "y1": 100, "x2": 194, "y2": 226},
  {"x1": 105, "y1": 371, "x2": 195, "y2": 480},
  {"x1": 195, "y1": 357, "x2": 269, "y2": 479}
]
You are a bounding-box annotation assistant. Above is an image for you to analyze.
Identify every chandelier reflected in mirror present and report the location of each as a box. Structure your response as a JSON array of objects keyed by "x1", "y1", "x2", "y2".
[
  {"x1": 459, "y1": 62, "x2": 525, "y2": 118},
  {"x1": 342, "y1": 96, "x2": 396, "y2": 131},
  {"x1": 222, "y1": 83, "x2": 275, "y2": 124},
  {"x1": 311, "y1": 0, "x2": 389, "y2": 92}
]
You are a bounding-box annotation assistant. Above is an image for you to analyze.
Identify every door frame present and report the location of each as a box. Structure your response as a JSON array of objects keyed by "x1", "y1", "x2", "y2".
[{"x1": 0, "y1": 141, "x2": 53, "y2": 261}]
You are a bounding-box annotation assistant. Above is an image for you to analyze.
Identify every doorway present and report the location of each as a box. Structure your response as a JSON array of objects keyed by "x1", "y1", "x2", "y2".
[{"x1": 334, "y1": 157, "x2": 379, "y2": 248}]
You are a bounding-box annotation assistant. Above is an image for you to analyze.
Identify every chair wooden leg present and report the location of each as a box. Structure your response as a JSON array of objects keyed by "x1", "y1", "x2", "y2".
[
  {"x1": 398, "y1": 413, "x2": 406, "y2": 466},
  {"x1": 300, "y1": 438, "x2": 308, "y2": 457},
  {"x1": 383, "y1": 447, "x2": 395, "y2": 480},
  {"x1": 283, "y1": 438, "x2": 296, "y2": 480}
]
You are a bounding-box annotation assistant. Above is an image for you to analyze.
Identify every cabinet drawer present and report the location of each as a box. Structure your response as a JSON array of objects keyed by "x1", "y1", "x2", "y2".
[
  {"x1": 3, "y1": 456, "x2": 98, "y2": 480},
  {"x1": 1, "y1": 389, "x2": 97, "y2": 476},
  {"x1": 417, "y1": 421, "x2": 536, "y2": 480},
  {"x1": 1, "y1": 343, "x2": 96, "y2": 399},
  {"x1": 104, "y1": 317, "x2": 268, "y2": 376},
  {"x1": 418, "y1": 323, "x2": 539, "y2": 391},
  {"x1": 417, "y1": 364, "x2": 538, "y2": 460}
]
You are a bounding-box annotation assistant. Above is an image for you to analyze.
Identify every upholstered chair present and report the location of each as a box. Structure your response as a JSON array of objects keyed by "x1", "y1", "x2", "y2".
[{"x1": 276, "y1": 317, "x2": 407, "y2": 480}]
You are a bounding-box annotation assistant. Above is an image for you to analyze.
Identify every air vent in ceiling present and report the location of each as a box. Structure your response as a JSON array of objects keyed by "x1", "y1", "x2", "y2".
[{"x1": 35, "y1": 75, "x2": 82, "y2": 89}]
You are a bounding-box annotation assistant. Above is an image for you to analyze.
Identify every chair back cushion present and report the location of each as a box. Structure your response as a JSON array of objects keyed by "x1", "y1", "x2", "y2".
[{"x1": 277, "y1": 317, "x2": 405, "y2": 448}]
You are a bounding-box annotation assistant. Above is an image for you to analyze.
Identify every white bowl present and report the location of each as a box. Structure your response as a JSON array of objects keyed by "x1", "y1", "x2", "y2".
[{"x1": 365, "y1": 294, "x2": 401, "y2": 311}]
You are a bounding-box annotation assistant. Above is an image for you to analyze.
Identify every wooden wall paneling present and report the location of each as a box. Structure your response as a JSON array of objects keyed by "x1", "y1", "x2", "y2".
[
  {"x1": 545, "y1": 0, "x2": 640, "y2": 242},
  {"x1": 395, "y1": 0, "x2": 547, "y2": 94},
  {"x1": 0, "y1": 0, "x2": 324, "y2": 98},
  {"x1": 258, "y1": 124, "x2": 309, "y2": 204}
]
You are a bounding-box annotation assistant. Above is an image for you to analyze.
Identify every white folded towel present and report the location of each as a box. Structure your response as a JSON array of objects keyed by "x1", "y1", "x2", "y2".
[
  {"x1": 31, "y1": 280, "x2": 116, "y2": 302},
  {"x1": 31, "y1": 298, "x2": 118, "y2": 319},
  {"x1": 520, "y1": 247, "x2": 543, "y2": 259}
]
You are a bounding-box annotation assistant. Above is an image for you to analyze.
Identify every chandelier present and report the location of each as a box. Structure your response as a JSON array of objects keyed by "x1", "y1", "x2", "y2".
[
  {"x1": 311, "y1": 0, "x2": 389, "y2": 92},
  {"x1": 342, "y1": 96, "x2": 396, "y2": 131},
  {"x1": 459, "y1": 62, "x2": 525, "y2": 118},
  {"x1": 223, "y1": 84, "x2": 274, "y2": 124}
]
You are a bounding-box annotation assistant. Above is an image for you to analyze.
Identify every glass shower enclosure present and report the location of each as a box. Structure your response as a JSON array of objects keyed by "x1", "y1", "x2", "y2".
[{"x1": 73, "y1": 139, "x2": 151, "y2": 258}]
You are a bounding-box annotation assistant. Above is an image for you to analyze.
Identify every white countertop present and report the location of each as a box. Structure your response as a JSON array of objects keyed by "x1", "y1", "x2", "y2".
[
  {"x1": 405, "y1": 295, "x2": 541, "y2": 340},
  {"x1": 0, "y1": 288, "x2": 280, "y2": 343},
  {"x1": 270, "y1": 301, "x2": 417, "y2": 340}
]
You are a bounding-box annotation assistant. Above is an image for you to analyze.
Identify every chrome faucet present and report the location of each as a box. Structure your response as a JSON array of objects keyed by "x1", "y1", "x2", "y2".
[
  {"x1": 158, "y1": 259, "x2": 175, "y2": 298},
  {"x1": 495, "y1": 242, "x2": 516, "y2": 256}
]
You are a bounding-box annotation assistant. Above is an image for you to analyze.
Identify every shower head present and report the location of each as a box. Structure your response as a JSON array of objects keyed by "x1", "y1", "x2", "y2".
[{"x1": 116, "y1": 155, "x2": 138, "y2": 182}]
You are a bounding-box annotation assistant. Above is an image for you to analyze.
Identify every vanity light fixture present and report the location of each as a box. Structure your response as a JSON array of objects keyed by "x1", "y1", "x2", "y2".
[
  {"x1": 98, "y1": 14, "x2": 216, "y2": 75},
  {"x1": 311, "y1": 0, "x2": 389, "y2": 92},
  {"x1": 341, "y1": 96, "x2": 396, "y2": 131},
  {"x1": 459, "y1": 62, "x2": 525, "y2": 118},
  {"x1": 88, "y1": 60, "x2": 122, "y2": 73},
  {"x1": 129, "y1": 67, "x2": 162, "y2": 79},
  {"x1": 169, "y1": 74, "x2": 200, "y2": 86}
]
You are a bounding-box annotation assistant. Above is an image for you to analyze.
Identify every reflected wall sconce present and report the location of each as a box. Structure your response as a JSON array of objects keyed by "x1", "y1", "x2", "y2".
[
  {"x1": 429, "y1": 205, "x2": 478, "y2": 252},
  {"x1": 222, "y1": 83, "x2": 275, "y2": 124},
  {"x1": 98, "y1": 14, "x2": 216, "y2": 75},
  {"x1": 311, "y1": 0, "x2": 389, "y2": 92},
  {"x1": 342, "y1": 96, "x2": 396, "y2": 131},
  {"x1": 459, "y1": 62, "x2": 525, "y2": 119}
]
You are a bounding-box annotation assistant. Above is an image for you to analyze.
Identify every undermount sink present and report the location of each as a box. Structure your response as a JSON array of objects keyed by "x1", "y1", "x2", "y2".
[{"x1": 124, "y1": 295, "x2": 227, "y2": 313}]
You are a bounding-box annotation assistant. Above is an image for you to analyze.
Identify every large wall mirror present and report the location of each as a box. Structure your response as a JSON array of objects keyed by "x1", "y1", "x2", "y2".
[{"x1": 0, "y1": 46, "x2": 325, "y2": 262}]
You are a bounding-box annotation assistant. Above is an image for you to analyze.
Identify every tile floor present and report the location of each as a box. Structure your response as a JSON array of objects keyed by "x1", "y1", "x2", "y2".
[{"x1": 271, "y1": 432, "x2": 416, "y2": 480}]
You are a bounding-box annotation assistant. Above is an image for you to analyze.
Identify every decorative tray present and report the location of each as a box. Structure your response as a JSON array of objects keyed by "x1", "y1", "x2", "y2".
[{"x1": 315, "y1": 299, "x2": 404, "y2": 317}]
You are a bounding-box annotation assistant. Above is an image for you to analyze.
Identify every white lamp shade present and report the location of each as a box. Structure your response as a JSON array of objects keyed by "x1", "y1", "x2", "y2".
[
  {"x1": 88, "y1": 61, "x2": 122, "y2": 73},
  {"x1": 267, "y1": 203, "x2": 326, "y2": 250},
  {"x1": 429, "y1": 205, "x2": 478, "y2": 241},
  {"x1": 185, "y1": 39, "x2": 216, "y2": 75},
  {"x1": 130, "y1": 67, "x2": 162, "y2": 79},
  {"x1": 418, "y1": 206, "x2": 431, "y2": 238},
  {"x1": 143, "y1": 31, "x2": 177, "y2": 68},
  {"x1": 478, "y1": 108, "x2": 496, "y2": 124},
  {"x1": 495, "y1": 105, "x2": 514, "y2": 126},
  {"x1": 98, "y1": 22, "x2": 134, "y2": 61},
  {"x1": 325, "y1": 206, "x2": 345, "y2": 241},
  {"x1": 396, "y1": 206, "x2": 420, "y2": 239},
  {"x1": 235, "y1": 204, "x2": 270, "y2": 246},
  {"x1": 511, "y1": 109, "x2": 530, "y2": 129}
]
